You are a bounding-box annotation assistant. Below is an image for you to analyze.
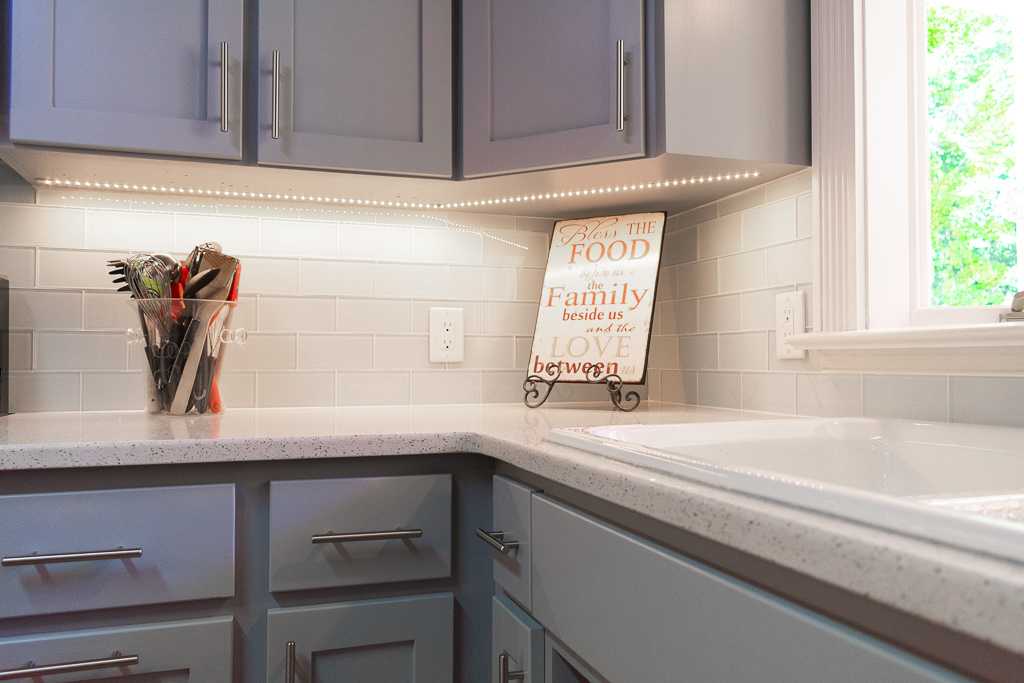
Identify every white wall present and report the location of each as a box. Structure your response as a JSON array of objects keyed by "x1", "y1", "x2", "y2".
[{"x1": 649, "y1": 169, "x2": 1024, "y2": 428}]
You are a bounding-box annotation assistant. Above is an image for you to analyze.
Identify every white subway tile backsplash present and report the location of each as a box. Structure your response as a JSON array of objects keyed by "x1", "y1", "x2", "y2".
[
  {"x1": 340, "y1": 224, "x2": 411, "y2": 261},
  {"x1": 455, "y1": 336, "x2": 515, "y2": 369},
  {"x1": 482, "y1": 370, "x2": 527, "y2": 402},
  {"x1": 483, "y1": 268, "x2": 517, "y2": 301},
  {"x1": 38, "y1": 249, "x2": 123, "y2": 289},
  {"x1": 679, "y1": 334, "x2": 717, "y2": 370},
  {"x1": 87, "y1": 209, "x2": 174, "y2": 252},
  {"x1": 224, "y1": 333, "x2": 296, "y2": 371},
  {"x1": 796, "y1": 193, "x2": 813, "y2": 239},
  {"x1": 741, "y1": 372, "x2": 796, "y2": 414},
  {"x1": 674, "y1": 299, "x2": 699, "y2": 334},
  {"x1": 698, "y1": 295, "x2": 740, "y2": 332},
  {"x1": 412, "y1": 371, "x2": 481, "y2": 404},
  {"x1": 864, "y1": 375, "x2": 948, "y2": 422},
  {"x1": 741, "y1": 198, "x2": 797, "y2": 250},
  {"x1": 718, "y1": 250, "x2": 766, "y2": 293},
  {"x1": 797, "y1": 374, "x2": 862, "y2": 417},
  {"x1": 0, "y1": 247, "x2": 36, "y2": 288},
  {"x1": 175, "y1": 214, "x2": 259, "y2": 254},
  {"x1": 260, "y1": 297, "x2": 336, "y2": 332},
  {"x1": 718, "y1": 332, "x2": 768, "y2": 370},
  {"x1": 766, "y1": 239, "x2": 813, "y2": 285},
  {"x1": 338, "y1": 299, "x2": 412, "y2": 334},
  {"x1": 516, "y1": 268, "x2": 544, "y2": 302},
  {"x1": 451, "y1": 212, "x2": 515, "y2": 232},
  {"x1": 515, "y1": 337, "x2": 533, "y2": 370},
  {"x1": 698, "y1": 214, "x2": 741, "y2": 258},
  {"x1": 483, "y1": 230, "x2": 548, "y2": 267},
  {"x1": 300, "y1": 259, "x2": 374, "y2": 297},
  {"x1": 949, "y1": 376, "x2": 1024, "y2": 427},
  {"x1": 240, "y1": 257, "x2": 301, "y2": 295},
  {"x1": 373, "y1": 263, "x2": 449, "y2": 299},
  {"x1": 374, "y1": 336, "x2": 435, "y2": 370},
  {"x1": 669, "y1": 205, "x2": 716, "y2": 231},
  {"x1": 649, "y1": 335, "x2": 680, "y2": 370},
  {"x1": 11, "y1": 332, "x2": 31, "y2": 370},
  {"x1": 36, "y1": 331, "x2": 126, "y2": 370},
  {"x1": 718, "y1": 186, "x2": 766, "y2": 216},
  {"x1": 661, "y1": 370, "x2": 698, "y2": 404},
  {"x1": 484, "y1": 302, "x2": 537, "y2": 335},
  {"x1": 219, "y1": 372, "x2": 256, "y2": 408},
  {"x1": 337, "y1": 371, "x2": 411, "y2": 406},
  {"x1": 412, "y1": 228, "x2": 482, "y2": 265},
  {"x1": 699, "y1": 372, "x2": 741, "y2": 408},
  {"x1": 257, "y1": 371, "x2": 335, "y2": 408},
  {"x1": 515, "y1": 216, "x2": 554, "y2": 233},
  {"x1": 0, "y1": 204, "x2": 85, "y2": 248},
  {"x1": 260, "y1": 218, "x2": 339, "y2": 257},
  {"x1": 298, "y1": 335, "x2": 373, "y2": 370},
  {"x1": 13, "y1": 290, "x2": 82, "y2": 329},
  {"x1": 765, "y1": 169, "x2": 812, "y2": 201},
  {"x1": 82, "y1": 372, "x2": 145, "y2": 411},
  {"x1": 13, "y1": 372, "x2": 81, "y2": 412},
  {"x1": 676, "y1": 260, "x2": 717, "y2": 298},
  {"x1": 84, "y1": 292, "x2": 142, "y2": 330},
  {"x1": 740, "y1": 287, "x2": 792, "y2": 331},
  {"x1": 662, "y1": 227, "x2": 698, "y2": 265}
]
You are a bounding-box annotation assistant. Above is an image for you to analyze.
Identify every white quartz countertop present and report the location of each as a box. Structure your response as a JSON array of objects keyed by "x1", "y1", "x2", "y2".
[{"x1": 0, "y1": 402, "x2": 1021, "y2": 656}]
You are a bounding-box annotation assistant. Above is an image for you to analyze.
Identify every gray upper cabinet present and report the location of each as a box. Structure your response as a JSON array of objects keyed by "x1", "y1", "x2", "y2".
[
  {"x1": 10, "y1": 0, "x2": 243, "y2": 159},
  {"x1": 259, "y1": 0, "x2": 453, "y2": 177},
  {"x1": 461, "y1": 0, "x2": 645, "y2": 177}
]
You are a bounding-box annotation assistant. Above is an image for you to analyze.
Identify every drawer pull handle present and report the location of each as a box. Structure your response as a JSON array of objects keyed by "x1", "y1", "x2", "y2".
[
  {"x1": 219, "y1": 41, "x2": 230, "y2": 133},
  {"x1": 285, "y1": 641, "x2": 296, "y2": 683},
  {"x1": 1, "y1": 547, "x2": 143, "y2": 567},
  {"x1": 499, "y1": 652, "x2": 525, "y2": 683},
  {"x1": 0, "y1": 652, "x2": 139, "y2": 680},
  {"x1": 271, "y1": 48, "x2": 281, "y2": 140},
  {"x1": 311, "y1": 529, "x2": 423, "y2": 544},
  {"x1": 476, "y1": 529, "x2": 519, "y2": 554}
]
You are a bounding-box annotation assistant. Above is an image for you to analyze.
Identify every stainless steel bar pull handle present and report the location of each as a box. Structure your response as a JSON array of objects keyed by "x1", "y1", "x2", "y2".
[
  {"x1": 476, "y1": 529, "x2": 519, "y2": 554},
  {"x1": 311, "y1": 529, "x2": 423, "y2": 544},
  {"x1": 285, "y1": 641, "x2": 296, "y2": 683},
  {"x1": 219, "y1": 41, "x2": 230, "y2": 133},
  {"x1": 616, "y1": 39, "x2": 629, "y2": 132},
  {"x1": 499, "y1": 652, "x2": 525, "y2": 683},
  {"x1": 0, "y1": 653, "x2": 139, "y2": 680},
  {"x1": 1, "y1": 547, "x2": 143, "y2": 567},
  {"x1": 271, "y1": 49, "x2": 281, "y2": 140}
]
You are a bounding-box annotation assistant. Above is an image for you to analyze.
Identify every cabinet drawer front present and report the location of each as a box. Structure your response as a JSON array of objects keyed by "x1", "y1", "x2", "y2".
[
  {"x1": 0, "y1": 616, "x2": 232, "y2": 682},
  {"x1": 532, "y1": 495, "x2": 966, "y2": 683},
  {"x1": 269, "y1": 474, "x2": 452, "y2": 592},
  {"x1": 0, "y1": 484, "x2": 235, "y2": 618},
  {"x1": 492, "y1": 594, "x2": 543, "y2": 683},
  {"x1": 266, "y1": 593, "x2": 453, "y2": 683},
  {"x1": 487, "y1": 476, "x2": 533, "y2": 609}
]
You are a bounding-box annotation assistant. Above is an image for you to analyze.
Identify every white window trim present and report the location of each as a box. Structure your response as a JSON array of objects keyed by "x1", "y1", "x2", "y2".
[{"x1": 790, "y1": 0, "x2": 1023, "y2": 372}]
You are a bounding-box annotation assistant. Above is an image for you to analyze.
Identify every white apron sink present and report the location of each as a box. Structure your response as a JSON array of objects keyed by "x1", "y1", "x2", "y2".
[{"x1": 548, "y1": 418, "x2": 1024, "y2": 563}]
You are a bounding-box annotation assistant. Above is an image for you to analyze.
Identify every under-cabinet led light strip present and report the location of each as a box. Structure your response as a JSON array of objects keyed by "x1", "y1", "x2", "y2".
[{"x1": 35, "y1": 170, "x2": 760, "y2": 210}]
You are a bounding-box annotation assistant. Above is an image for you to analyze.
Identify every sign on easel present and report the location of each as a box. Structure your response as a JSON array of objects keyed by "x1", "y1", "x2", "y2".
[{"x1": 525, "y1": 211, "x2": 666, "y2": 409}]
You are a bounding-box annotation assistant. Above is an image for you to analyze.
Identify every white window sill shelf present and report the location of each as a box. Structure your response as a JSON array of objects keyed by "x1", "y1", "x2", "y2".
[{"x1": 787, "y1": 323, "x2": 1024, "y2": 373}]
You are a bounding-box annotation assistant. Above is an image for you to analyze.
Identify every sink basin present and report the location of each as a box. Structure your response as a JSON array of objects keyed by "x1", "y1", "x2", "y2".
[{"x1": 547, "y1": 418, "x2": 1024, "y2": 563}]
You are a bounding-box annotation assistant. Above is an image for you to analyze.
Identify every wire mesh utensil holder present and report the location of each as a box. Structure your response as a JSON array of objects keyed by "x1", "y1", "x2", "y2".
[{"x1": 523, "y1": 362, "x2": 641, "y2": 412}]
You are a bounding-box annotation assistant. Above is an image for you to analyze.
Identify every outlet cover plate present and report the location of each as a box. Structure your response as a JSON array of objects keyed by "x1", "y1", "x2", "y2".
[
  {"x1": 429, "y1": 307, "x2": 464, "y2": 363},
  {"x1": 775, "y1": 291, "x2": 807, "y2": 360}
]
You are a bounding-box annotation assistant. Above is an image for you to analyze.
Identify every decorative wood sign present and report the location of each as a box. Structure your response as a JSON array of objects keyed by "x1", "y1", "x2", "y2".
[{"x1": 525, "y1": 211, "x2": 666, "y2": 410}]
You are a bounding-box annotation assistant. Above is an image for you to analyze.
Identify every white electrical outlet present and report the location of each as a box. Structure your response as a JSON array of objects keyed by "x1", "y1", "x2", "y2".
[
  {"x1": 774, "y1": 291, "x2": 807, "y2": 360},
  {"x1": 429, "y1": 307, "x2": 465, "y2": 363}
]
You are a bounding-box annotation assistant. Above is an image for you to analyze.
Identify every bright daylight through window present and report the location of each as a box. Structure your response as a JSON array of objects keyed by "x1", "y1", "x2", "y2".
[{"x1": 926, "y1": 0, "x2": 1022, "y2": 306}]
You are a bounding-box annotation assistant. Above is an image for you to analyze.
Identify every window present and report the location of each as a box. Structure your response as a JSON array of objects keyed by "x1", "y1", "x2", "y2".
[{"x1": 920, "y1": 0, "x2": 1021, "y2": 308}]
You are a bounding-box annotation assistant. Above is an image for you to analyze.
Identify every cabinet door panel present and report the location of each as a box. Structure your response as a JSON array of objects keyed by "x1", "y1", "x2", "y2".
[
  {"x1": 462, "y1": 0, "x2": 644, "y2": 177},
  {"x1": 266, "y1": 594, "x2": 453, "y2": 683},
  {"x1": 489, "y1": 476, "x2": 533, "y2": 609},
  {"x1": 259, "y1": 0, "x2": 452, "y2": 176},
  {"x1": 10, "y1": 0, "x2": 243, "y2": 159},
  {"x1": 492, "y1": 594, "x2": 544, "y2": 683},
  {"x1": 0, "y1": 616, "x2": 232, "y2": 682}
]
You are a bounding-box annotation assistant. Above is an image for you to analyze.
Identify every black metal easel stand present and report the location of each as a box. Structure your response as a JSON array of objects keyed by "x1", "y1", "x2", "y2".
[{"x1": 522, "y1": 363, "x2": 641, "y2": 412}]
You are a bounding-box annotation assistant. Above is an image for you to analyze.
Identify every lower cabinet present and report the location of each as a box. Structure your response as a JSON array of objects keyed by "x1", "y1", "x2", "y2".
[
  {"x1": 0, "y1": 616, "x2": 233, "y2": 681},
  {"x1": 491, "y1": 594, "x2": 543, "y2": 683},
  {"x1": 266, "y1": 593, "x2": 454, "y2": 683}
]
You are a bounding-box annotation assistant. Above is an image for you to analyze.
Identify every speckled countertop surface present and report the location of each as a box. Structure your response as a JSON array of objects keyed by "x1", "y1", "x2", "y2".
[{"x1": 0, "y1": 402, "x2": 1022, "y2": 656}]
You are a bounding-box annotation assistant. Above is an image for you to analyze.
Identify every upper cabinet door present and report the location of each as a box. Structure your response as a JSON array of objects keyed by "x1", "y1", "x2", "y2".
[
  {"x1": 462, "y1": 0, "x2": 645, "y2": 178},
  {"x1": 259, "y1": 0, "x2": 453, "y2": 177},
  {"x1": 10, "y1": 0, "x2": 243, "y2": 159}
]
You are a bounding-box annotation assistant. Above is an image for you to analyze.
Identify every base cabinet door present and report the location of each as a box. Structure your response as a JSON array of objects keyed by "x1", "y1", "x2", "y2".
[
  {"x1": 258, "y1": 0, "x2": 453, "y2": 176},
  {"x1": 10, "y1": 0, "x2": 243, "y2": 159},
  {"x1": 461, "y1": 0, "x2": 645, "y2": 177},
  {"x1": 266, "y1": 594, "x2": 454, "y2": 683},
  {"x1": 484, "y1": 476, "x2": 534, "y2": 609},
  {"x1": 546, "y1": 635, "x2": 609, "y2": 683},
  {"x1": 0, "y1": 616, "x2": 233, "y2": 682},
  {"x1": 492, "y1": 594, "x2": 544, "y2": 683}
]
